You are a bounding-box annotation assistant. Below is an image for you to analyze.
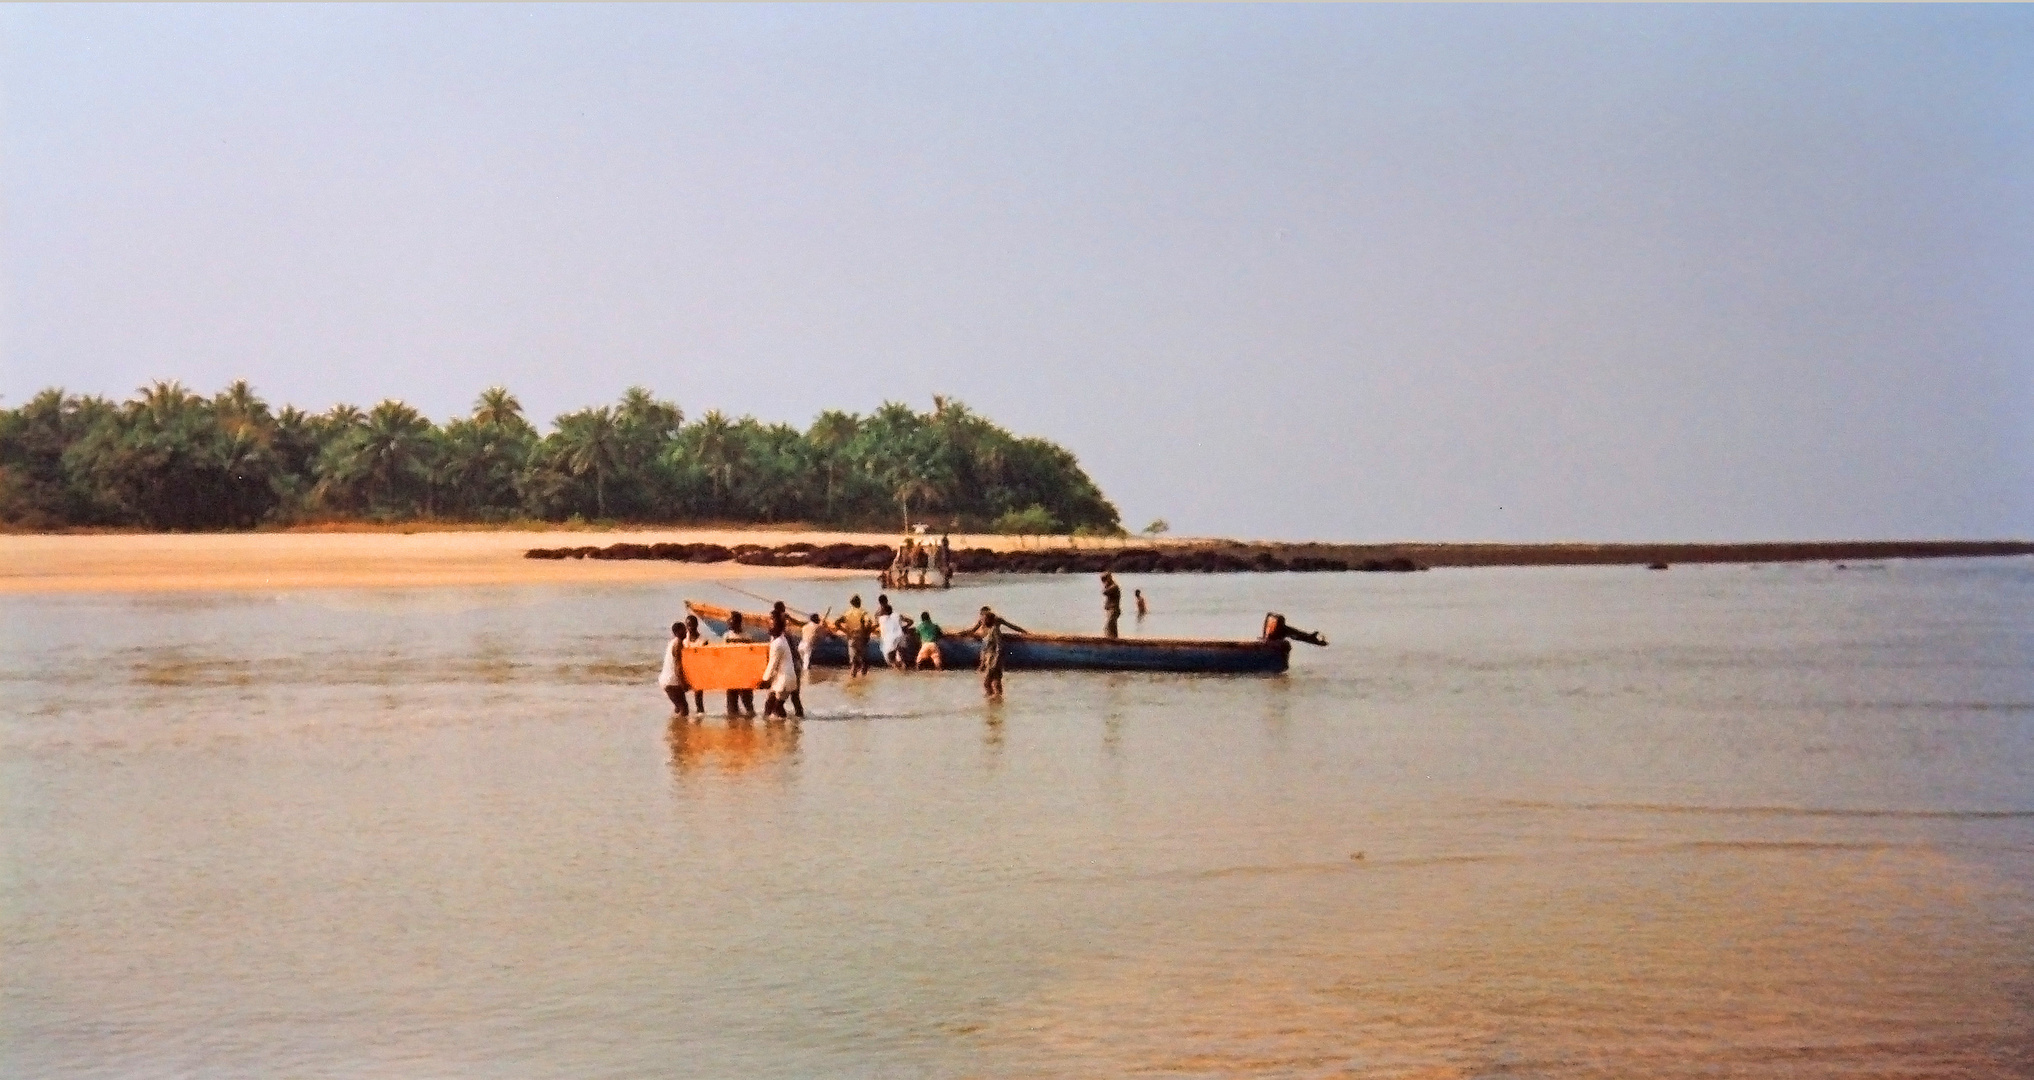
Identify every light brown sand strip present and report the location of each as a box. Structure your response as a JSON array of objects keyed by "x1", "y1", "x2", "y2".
[{"x1": 0, "y1": 530, "x2": 878, "y2": 594}]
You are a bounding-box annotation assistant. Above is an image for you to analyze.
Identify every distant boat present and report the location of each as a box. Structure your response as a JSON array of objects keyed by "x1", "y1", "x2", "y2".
[{"x1": 684, "y1": 601, "x2": 1294, "y2": 674}]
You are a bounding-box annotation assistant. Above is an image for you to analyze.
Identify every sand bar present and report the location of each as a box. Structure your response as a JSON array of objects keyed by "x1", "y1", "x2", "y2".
[
  {"x1": 0, "y1": 529, "x2": 904, "y2": 594},
  {"x1": 5, "y1": 530, "x2": 2027, "y2": 595}
]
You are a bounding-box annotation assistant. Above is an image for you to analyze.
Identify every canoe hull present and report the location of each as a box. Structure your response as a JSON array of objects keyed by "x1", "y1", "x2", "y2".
[{"x1": 683, "y1": 602, "x2": 1289, "y2": 674}]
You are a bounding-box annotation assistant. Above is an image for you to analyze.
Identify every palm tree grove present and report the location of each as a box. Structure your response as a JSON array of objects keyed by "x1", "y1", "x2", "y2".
[{"x1": 0, "y1": 382, "x2": 1123, "y2": 534}]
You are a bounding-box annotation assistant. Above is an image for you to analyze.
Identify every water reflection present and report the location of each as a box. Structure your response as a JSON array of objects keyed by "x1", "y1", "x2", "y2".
[{"x1": 666, "y1": 717, "x2": 800, "y2": 775}]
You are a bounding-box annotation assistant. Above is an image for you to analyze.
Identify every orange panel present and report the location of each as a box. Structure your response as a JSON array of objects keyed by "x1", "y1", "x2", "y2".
[{"x1": 680, "y1": 643, "x2": 771, "y2": 691}]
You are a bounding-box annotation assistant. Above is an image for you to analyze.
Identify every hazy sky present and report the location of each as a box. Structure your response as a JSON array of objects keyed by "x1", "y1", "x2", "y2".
[{"x1": 4, "y1": 5, "x2": 2028, "y2": 541}]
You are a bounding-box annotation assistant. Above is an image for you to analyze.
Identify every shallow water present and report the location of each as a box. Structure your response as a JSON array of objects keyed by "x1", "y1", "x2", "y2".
[{"x1": 4, "y1": 560, "x2": 2032, "y2": 1078}]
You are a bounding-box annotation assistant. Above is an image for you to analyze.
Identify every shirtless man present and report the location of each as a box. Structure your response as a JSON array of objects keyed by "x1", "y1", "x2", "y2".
[
  {"x1": 960, "y1": 606, "x2": 1028, "y2": 698},
  {"x1": 1100, "y1": 572, "x2": 1123, "y2": 638}
]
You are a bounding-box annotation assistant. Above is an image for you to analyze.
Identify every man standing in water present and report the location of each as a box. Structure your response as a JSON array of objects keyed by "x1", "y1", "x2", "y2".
[
  {"x1": 799, "y1": 612, "x2": 825, "y2": 671},
  {"x1": 659, "y1": 621, "x2": 690, "y2": 718},
  {"x1": 1100, "y1": 572, "x2": 1123, "y2": 638},
  {"x1": 1134, "y1": 589, "x2": 1149, "y2": 619},
  {"x1": 721, "y1": 611, "x2": 758, "y2": 717},
  {"x1": 684, "y1": 615, "x2": 707, "y2": 712},
  {"x1": 937, "y1": 533, "x2": 954, "y2": 588},
  {"x1": 836, "y1": 595, "x2": 875, "y2": 677},
  {"x1": 877, "y1": 595, "x2": 907, "y2": 670},
  {"x1": 960, "y1": 606, "x2": 1027, "y2": 698},
  {"x1": 979, "y1": 612, "x2": 1006, "y2": 698},
  {"x1": 761, "y1": 615, "x2": 800, "y2": 719},
  {"x1": 914, "y1": 610, "x2": 944, "y2": 670}
]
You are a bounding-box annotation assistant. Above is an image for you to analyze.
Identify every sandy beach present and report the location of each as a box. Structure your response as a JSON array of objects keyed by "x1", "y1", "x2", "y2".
[{"x1": 0, "y1": 529, "x2": 905, "y2": 594}]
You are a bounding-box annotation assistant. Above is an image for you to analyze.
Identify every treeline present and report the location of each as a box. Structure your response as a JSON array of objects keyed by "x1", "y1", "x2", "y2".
[{"x1": 0, "y1": 382, "x2": 1122, "y2": 533}]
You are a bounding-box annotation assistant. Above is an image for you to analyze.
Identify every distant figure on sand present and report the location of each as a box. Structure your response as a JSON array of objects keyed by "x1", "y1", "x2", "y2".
[
  {"x1": 915, "y1": 611, "x2": 944, "y2": 670},
  {"x1": 887, "y1": 540, "x2": 916, "y2": 589},
  {"x1": 938, "y1": 534, "x2": 954, "y2": 588},
  {"x1": 721, "y1": 611, "x2": 758, "y2": 717},
  {"x1": 659, "y1": 621, "x2": 690, "y2": 718},
  {"x1": 761, "y1": 616, "x2": 801, "y2": 719},
  {"x1": 877, "y1": 595, "x2": 907, "y2": 670},
  {"x1": 836, "y1": 595, "x2": 875, "y2": 677},
  {"x1": 1135, "y1": 589, "x2": 1148, "y2": 619},
  {"x1": 1100, "y1": 572, "x2": 1123, "y2": 638}
]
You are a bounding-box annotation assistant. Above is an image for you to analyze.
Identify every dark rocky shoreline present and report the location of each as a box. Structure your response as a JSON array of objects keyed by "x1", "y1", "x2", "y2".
[{"x1": 523, "y1": 539, "x2": 2031, "y2": 573}]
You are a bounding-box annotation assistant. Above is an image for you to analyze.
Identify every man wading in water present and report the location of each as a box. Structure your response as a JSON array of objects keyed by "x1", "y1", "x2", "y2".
[
  {"x1": 1100, "y1": 572, "x2": 1123, "y2": 638},
  {"x1": 962, "y1": 606, "x2": 1027, "y2": 699},
  {"x1": 683, "y1": 615, "x2": 707, "y2": 712},
  {"x1": 721, "y1": 611, "x2": 758, "y2": 717},
  {"x1": 658, "y1": 621, "x2": 690, "y2": 718},
  {"x1": 761, "y1": 614, "x2": 802, "y2": 719},
  {"x1": 836, "y1": 595, "x2": 875, "y2": 677}
]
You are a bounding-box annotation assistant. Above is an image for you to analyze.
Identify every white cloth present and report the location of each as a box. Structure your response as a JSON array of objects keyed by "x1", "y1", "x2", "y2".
[
  {"x1": 877, "y1": 611, "x2": 904, "y2": 654},
  {"x1": 799, "y1": 622, "x2": 822, "y2": 669},
  {"x1": 658, "y1": 637, "x2": 682, "y2": 688},
  {"x1": 762, "y1": 634, "x2": 800, "y2": 694}
]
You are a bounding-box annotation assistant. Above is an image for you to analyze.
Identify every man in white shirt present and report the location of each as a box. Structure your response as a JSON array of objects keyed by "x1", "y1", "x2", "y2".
[
  {"x1": 799, "y1": 612, "x2": 825, "y2": 671},
  {"x1": 761, "y1": 616, "x2": 801, "y2": 719},
  {"x1": 876, "y1": 595, "x2": 907, "y2": 671},
  {"x1": 658, "y1": 621, "x2": 690, "y2": 717}
]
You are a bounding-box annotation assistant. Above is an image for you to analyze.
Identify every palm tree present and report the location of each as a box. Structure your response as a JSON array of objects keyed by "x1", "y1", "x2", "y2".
[
  {"x1": 553, "y1": 407, "x2": 623, "y2": 518},
  {"x1": 806, "y1": 409, "x2": 860, "y2": 518},
  {"x1": 320, "y1": 402, "x2": 366, "y2": 438},
  {"x1": 895, "y1": 476, "x2": 941, "y2": 533},
  {"x1": 693, "y1": 410, "x2": 737, "y2": 509},
  {"x1": 131, "y1": 380, "x2": 202, "y2": 425},
  {"x1": 214, "y1": 380, "x2": 270, "y2": 432},
  {"x1": 473, "y1": 386, "x2": 526, "y2": 430},
  {"x1": 338, "y1": 399, "x2": 436, "y2": 513},
  {"x1": 617, "y1": 386, "x2": 681, "y2": 433}
]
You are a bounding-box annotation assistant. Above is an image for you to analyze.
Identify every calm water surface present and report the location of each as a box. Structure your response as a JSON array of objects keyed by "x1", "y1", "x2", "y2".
[{"x1": 4, "y1": 561, "x2": 2032, "y2": 1078}]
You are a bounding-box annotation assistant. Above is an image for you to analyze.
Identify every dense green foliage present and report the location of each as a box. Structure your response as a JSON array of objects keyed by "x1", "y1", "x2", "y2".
[{"x1": 0, "y1": 382, "x2": 1121, "y2": 533}]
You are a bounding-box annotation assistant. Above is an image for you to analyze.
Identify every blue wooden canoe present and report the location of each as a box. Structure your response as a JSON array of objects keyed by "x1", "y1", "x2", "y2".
[{"x1": 684, "y1": 601, "x2": 1292, "y2": 674}]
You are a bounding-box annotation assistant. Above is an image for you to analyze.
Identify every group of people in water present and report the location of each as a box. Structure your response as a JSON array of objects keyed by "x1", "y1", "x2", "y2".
[
  {"x1": 658, "y1": 589, "x2": 1034, "y2": 719},
  {"x1": 657, "y1": 570, "x2": 1324, "y2": 719},
  {"x1": 658, "y1": 608, "x2": 813, "y2": 721},
  {"x1": 881, "y1": 533, "x2": 955, "y2": 590}
]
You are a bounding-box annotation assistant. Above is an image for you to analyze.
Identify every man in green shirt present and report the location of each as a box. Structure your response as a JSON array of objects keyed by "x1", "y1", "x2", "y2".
[{"x1": 913, "y1": 611, "x2": 944, "y2": 670}]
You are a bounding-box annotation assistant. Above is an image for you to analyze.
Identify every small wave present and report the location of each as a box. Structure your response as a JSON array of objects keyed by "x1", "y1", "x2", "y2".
[
  {"x1": 1030, "y1": 852, "x2": 1517, "y2": 890},
  {"x1": 1819, "y1": 701, "x2": 2034, "y2": 713},
  {"x1": 1667, "y1": 840, "x2": 1913, "y2": 853},
  {"x1": 797, "y1": 710, "x2": 927, "y2": 722},
  {"x1": 1496, "y1": 800, "x2": 2034, "y2": 820}
]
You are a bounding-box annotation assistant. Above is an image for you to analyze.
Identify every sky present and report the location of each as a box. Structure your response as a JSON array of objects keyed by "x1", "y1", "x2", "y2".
[{"x1": 3, "y1": 5, "x2": 2028, "y2": 542}]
